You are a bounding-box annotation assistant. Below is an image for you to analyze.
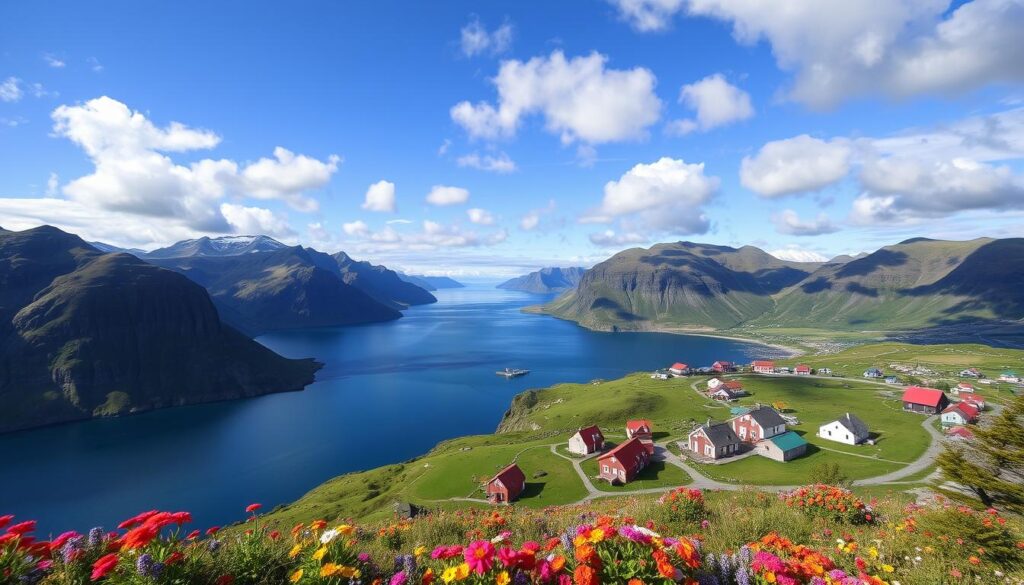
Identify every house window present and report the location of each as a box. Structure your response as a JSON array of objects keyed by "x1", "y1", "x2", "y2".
[
  {"x1": 705, "y1": 445, "x2": 712, "y2": 456},
  {"x1": 602, "y1": 465, "x2": 608, "y2": 473}
]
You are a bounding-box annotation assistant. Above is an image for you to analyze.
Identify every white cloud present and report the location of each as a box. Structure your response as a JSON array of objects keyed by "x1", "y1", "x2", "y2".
[
  {"x1": 342, "y1": 220, "x2": 371, "y2": 237},
  {"x1": 519, "y1": 200, "x2": 558, "y2": 231},
  {"x1": 342, "y1": 219, "x2": 507, "y2": 252},
  {"x1": 669, "y1": 74, "x2": 753, "y2": 134},
  {"x1": 45, "y1": 172, "x2": 59, "y2": 197},
  {"x1": 768, "y1": 246, "x2": 829, "y2": 263},
  {"x1": 589, "y1": 229, "x2": 649, "y2": 247},
  {"x1": 219, "y1": 203, "x2": 294, "y2": 237},
  {"x1": 456, "y1": 151, "x2": 517, "y2": 173},
  {"x1": 49, "y1": 96, "x2": 338, "y2": 232},
  {"x1": 460, "y1": 17, "x2": 513, "y2": 57},
  {"x1": 684, "y1": 0, "x2": 1024, "y2": 108},
  {"x1": 582, "y1": 157, "x2": 718, "y2": 235},
  {"x1": 426, "y1": 185, "x2": 470, "y2": 206},
  {"x1": 386, "y1": 218, "x2": 413, "y2": 225},
  {"x1": 740, "y1": 135, "x2": 852, "y2": 197},
  {"x1": 607, "y1": 0, "x2": 686, "y2": 31},
  {"x1": 437, "y1": 139, "x2": 452, "y2": 156},
  {"x1": 467, "y1": 208, "x2": 496, "y2": 225},
  {"x1": 43, "y1": 54, "x2": 66, "y2": 68},
  {"x1": 451, "y1": 50, "x2": 661, "y2": 144},
  {"x1": 0, "y1": 77, "x2": 22, "y2": 102},
  {"x1": 772, "y1": 209, "x2": 841, "y2": 236},
  {"x1": 362, "y1": 180, "x2": 397, "y2": 212},
  {"x1": 87, "y1": 57, "x2": 104, "y2": 73}
]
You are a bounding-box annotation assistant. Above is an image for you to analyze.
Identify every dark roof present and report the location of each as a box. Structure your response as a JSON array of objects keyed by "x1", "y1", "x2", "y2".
[
  {"x1": 835, "y1": 413, "x2": 869, "y2": 437},
  {"x1": 747, "y1": 405, "x2": 787, "y2": 429},
  {"x1": 692, "y1": 421, "x2": 740, "y2": 447}
]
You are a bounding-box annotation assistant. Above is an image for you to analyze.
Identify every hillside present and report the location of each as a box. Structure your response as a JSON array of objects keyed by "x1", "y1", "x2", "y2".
[
  {"x1": 543, "y1": 238, "x2": 1024, "y2": 334},
  {"x1": 144, "y1": 235, "x2": 289, "y2": 258},
  {"x1": 543, "y1": 242, "x2": 817, "y2": 330},
  {"x1": 333, "y1": 252, "x2": 437, "y2": 309},
  {"x1": 497, "y1": 266, "x2": 586, "y2": 293},
  {"x1": 0, "y1": 226, "x2": 320, "y2": 433},
  {"x1": 396, "y1": 272, "x2": 465, "y2": 291},
  {"x1": 148, "y1": 247, "x2": 401, "y2": 335}
]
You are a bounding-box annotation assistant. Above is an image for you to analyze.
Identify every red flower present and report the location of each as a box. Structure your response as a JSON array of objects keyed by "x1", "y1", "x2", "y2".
[
  {"x1": 217, "y1": 576, "x2": 235, "y2": 585},
  {"x1": 0, "y1": 515, "x2": 14, "y2": 530},
  {"x1": 6, "y1": 520, "x2": 36, "y2": 535},
  {"x1": 245, "y1": 503, "x2": 262, "y2": 513},
  {"x1": 117, "y1": 511, "x2": 159, "y2": 530},
  {"x1": 121, "y1": 524, "x2": 160, "y2": 550},
  {"x1": 170, "y1": 512, "x2": 192, "y2": 525},
  {"x1": 186, "y1": 530, "x2": 201, "y2": 540},
  {"x1": 207, "y1": 526, "x2": 221, "y2": 536},
  {"x1": 269, "y1": 530, "x2": 281, "y2": 541},
  {"x1": 165, "y1": 552, "x2": 184, "y2": 565},
  {"x1": 91, "y1": 553, "x2": 119, "y2": 581},
  {"x1": 50, "y1": 531, "x2": 80, "y2": 551}
]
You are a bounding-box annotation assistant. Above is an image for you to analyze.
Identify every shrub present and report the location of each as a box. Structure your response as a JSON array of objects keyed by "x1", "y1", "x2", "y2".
[{"x1": 780, "y1": 484, "x2": 873, "y2": 525}]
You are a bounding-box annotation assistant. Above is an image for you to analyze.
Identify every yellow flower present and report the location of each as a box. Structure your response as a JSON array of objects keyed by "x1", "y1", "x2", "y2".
[
  {"x1": 441, "y1": 566, "x2": 458, "y2": 584},
  {"x1": 496, "y1": 571, "x2": 511, "y2": 585},
  {"x1": 288, "y1": 544, "x2": 303, "y2": 559},
  {"x1": 321, "y1": 563, "x2": 340, "y2": 577},
  {"x1": 765, "y1": 572, "x2": 777, "y2": 584},
  {"x1": 589, "y1": 528, "x2": 605, "y2": 543},
  {"x1": 882, "y1": 564, "x2": 895, "y2": 573},
  {"x1": 312, "y1": 546, "x2": 328, "y2": 561},
  {"x1": 339, "y1": 566, "x2": 361, "y2": 578},
  {"x1": 338, "y1": 524, "x2": 355, "y2": 536},
  {"x1": 415, "y1": 545, "x2": 427, "y2": 557},
  {"x1": 869, "y1": 546, "x2": 879, "y2": 559},
  {"x1": 455, "y1": 563, "x2": 471, "y2": 580},
  {"x1": 289, "y1": 569, "x2": 304, "y2": 583}
]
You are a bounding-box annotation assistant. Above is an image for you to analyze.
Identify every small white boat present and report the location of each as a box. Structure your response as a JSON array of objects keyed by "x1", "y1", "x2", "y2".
[{"x1": 496, "y1": 368, "x2": 529, "y2": 378}]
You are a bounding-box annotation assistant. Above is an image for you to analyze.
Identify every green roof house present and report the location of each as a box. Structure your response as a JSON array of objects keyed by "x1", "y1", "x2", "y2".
[{"x1": 758, "y1": 431, "x2": 808, "y2": 462}]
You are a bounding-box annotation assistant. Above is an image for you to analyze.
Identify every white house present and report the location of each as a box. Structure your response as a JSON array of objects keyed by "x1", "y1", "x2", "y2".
[
  {"x1": 568, "y1": 425, "x2": 605, "y2": 455},
  {"x1": 941, "y1": 403, "x2": 980, "y2": 427},
  {"x1": 818, "y1": 413, "x2": 870, "y2": 445}
]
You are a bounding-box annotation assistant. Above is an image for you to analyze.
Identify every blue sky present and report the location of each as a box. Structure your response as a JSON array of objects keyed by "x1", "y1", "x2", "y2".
[{"x1": 1, "y1": 0, "x2": 1023, "y2": 276}]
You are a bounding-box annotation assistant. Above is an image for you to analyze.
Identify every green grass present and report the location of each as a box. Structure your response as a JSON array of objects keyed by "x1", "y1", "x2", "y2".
[{"x1": 581, "y1": 458, "x2": 691, "y2": 492}]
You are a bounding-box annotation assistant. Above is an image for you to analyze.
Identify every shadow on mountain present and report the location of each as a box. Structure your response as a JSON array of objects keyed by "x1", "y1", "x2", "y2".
[
  {"x1": 589, "y1": 298, "x2": 642, "y2": 321},
  {"x1": 801, "y1": 277, "x2": 833, "y2": 293},
  {"x1": 844, "y1": 282, "x2": 878, "y2": 297},
  {"x1": 836, "y1": 249, "x2": 908, "y2": 278}
]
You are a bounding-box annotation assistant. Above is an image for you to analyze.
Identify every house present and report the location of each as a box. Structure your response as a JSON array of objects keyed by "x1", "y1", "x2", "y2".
[
  {"x1": 946, "y1": 425, "x2": 975, "y2": 441},
  {"x1": 818, "y1": 413, "x2": 870, "y2": 445},
  {"x1": 730, "y1": 405, "x2": 787, "y2": 444},
  {"x1": 958, "y1": 392, "x2": 986, "y2": 410},
  {"x1": 999, "y1": 371, "x2": 1021, "y2": 383},
  {"x1": 709, "y1": 379, "x2": 743, "y2": 393},
  {"x1": 794, "y1": 364, "x2": 811, "y2": 375},
  {"x1": 568, "y1": 425, "x2": 605, "y2": 456},
  {"x1": 884, "y1": 376, "x2": 900, "y2": 384},
  {"x1": 952, "y1": 382, "x2": 974, "y2": 396},
  {"x1": 941, "y1": 402, "x2": 980, "y2": 426},
  {"x1": 959, "y1": 368, "x2": 983, "y2": 378},
  {"x1": 707, "y1": 377, "x2": 724, "y2": 390},
  {"x1": 863, "y1": 367, "x2": 883, "y2": 379},
  {"x1": 751, "y1": 360, "x2": 776, "y2": 374},
  {"x1": 597, "y1": 438, "x2": 650, "y2": 485},
  {"x1": 669, "y1": 362, "x2": 689, "y2": 376},
  {"x1": 650, "y1": 371, "x2": 669, "y2": 380},
  {"x1": 688, "y1": 421, "x2": 742, "y2": 460},
  {"x1": 712, "y1": 361, "x2": 735, "y2": 373},
  {"x1": 486, "y1": 464, "x2": 526, "y2": 504},
  {"x1": 901, "y1": 386, "x2": 950, "y2": 414},
  {"x1": 709, "y1": 387, "x2": 741, "y2": 401},
  {"x1": 757, "y1": 431, "x2": 808, "y2": 462},
  {"x1": 818, "y1": 367, "x2": 832, "y2": 375},
  {"x1": 625, "y1": 419, "x2": 655, "y2": 455}
]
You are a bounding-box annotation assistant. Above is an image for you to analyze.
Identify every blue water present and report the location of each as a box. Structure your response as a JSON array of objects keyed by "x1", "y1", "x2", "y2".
[{"x1": 0, "y1": 285, "x2": 776, "y2": 535}]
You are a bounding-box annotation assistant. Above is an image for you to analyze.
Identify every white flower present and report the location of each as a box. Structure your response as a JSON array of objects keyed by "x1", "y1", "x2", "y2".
[{"x1": 320, "y1": 529, "x2": 339, "y2": 544}]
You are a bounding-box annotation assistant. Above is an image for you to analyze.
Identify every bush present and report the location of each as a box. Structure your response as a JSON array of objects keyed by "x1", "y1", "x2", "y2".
[{"x1": 780, "y1": 484, "x2": 874, "y2": 524}]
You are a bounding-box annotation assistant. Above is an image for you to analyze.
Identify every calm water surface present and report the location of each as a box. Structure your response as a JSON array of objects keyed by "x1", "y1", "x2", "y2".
[{"x1": 0, "y1": 285, "x2": 778, "y2": 534}]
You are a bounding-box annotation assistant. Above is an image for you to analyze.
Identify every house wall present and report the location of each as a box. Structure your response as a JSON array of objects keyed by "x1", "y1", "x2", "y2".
[
  {"x1": 759, "y1": 441, "x2": 806, "y2": 462},
  {"x1": 568, "y1": 434, "x2": 591, "y2": 455},
  {"x1": 941, "y1": 412, "x2": 967, "y2": 426},
  {"x1": 732, "y1": 416, "x2": 785, "y2": 443},
  {"x1": 818, "y1": 421, "x2": 863, "y2": 445},
  {"x1": 486, "y1": 482, "x2": 510, "y2": 503}
]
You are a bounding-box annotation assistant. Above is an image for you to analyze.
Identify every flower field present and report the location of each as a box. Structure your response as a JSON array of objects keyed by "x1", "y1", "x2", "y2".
[{"x1": 2, "y1": 486, "x2": 1023, "y2": 584}]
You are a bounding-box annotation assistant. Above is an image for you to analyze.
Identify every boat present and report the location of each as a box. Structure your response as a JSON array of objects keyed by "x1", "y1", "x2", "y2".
[{"x1": 496, "y1": 368, "x2": 529, "y2": 378}]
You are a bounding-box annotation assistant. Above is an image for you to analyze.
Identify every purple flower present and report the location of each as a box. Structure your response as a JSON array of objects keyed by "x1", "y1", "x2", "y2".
[
  {"x1": 359, "y1": 552, "x2": 371, "y2": 563},
  {"x1": 87, "y1": 527, "x2": 104, "y2": 548},
  {"x1": 136, "y1": 554, "x2": 164, "y2": 578},
  {"x1": 389, "y1": 571, "x2": 408, "y2": 585}
]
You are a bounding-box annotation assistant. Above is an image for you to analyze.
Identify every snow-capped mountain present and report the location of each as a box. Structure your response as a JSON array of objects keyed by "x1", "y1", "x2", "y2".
[{"x1": 144, "y1": 235, "x2": 289, "y2": 259}]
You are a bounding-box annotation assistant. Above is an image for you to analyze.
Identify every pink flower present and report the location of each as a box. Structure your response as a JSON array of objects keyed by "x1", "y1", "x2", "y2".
[
  {"x1": 498, "y1": 547, "x2": 518, "y2": 567},
  {"x1": 465, "y1": 540, "x2": 495, "y2": 574}
]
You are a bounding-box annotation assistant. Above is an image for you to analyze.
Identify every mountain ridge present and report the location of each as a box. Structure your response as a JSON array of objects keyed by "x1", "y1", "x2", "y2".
[{"x1": 497, "y1": 266, "x2": 587, "y2": 293}]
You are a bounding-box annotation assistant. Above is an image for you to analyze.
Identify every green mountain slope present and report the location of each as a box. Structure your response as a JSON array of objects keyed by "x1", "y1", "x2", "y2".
[
  {"x1": 333, "y1": 252, "x2": 437, "y2": 309},
  {"x1": 0, "y1": 226, "x2": 319, "y2": 433}
]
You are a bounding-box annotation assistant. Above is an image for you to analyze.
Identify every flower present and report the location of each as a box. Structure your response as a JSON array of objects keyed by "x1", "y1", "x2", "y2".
[
  {"x1": 465, "y1": 539, "x2": 496, "y2": 574},
  {"x1": 245, "y1": 503, "x2": 262, "y2": 513},
  {"x1": 91, "y1": 553, "x2": 120, "y2": 581},
  {"x1": 321, "y1": 528, "x2": 339, "y2": 544},
  {"x1": 289, "y1": 568, "x2": 304, "y2": 583},
  {"x1": 496, "y1": 571, "x2": 511, "y2": 585}
]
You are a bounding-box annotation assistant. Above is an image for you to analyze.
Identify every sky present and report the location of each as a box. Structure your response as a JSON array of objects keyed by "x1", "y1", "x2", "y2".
[{"x1": 1, "y1": 0, "x2": 1024, "y2": 277}]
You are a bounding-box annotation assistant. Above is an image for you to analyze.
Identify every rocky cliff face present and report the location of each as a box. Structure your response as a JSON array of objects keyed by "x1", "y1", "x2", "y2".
[
  {"x1": 497, "y1": 267, "x2": 586, "y2": 293},
  {"x1": 333, "y1": 252, "x2": 437, "y2": 309},
  {"x1": 0, "y1": 226, "x2": 320, "y2": 433}
]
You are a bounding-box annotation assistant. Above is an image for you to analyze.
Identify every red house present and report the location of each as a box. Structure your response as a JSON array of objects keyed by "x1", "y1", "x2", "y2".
[
  {"x1": 730, "y1": 405, "x2": 787, "y2": 444},
  {"x1": 946, "y1": 425, "x2": 975, "y2": 441},
  {"x1": 751, "y1": 360, "x2": 775, "y2": 374},
  {"x1": 625, "y1": 419, "x2": 655, "y2": 454},
  {"x1": 958, "y1": 392, "x2": 986, "y2": 410},
  {"x1": 688, "y1": 421, "x2": 741, "y2": 460},
  {"x1": 794, "y1": 364, "x2": 811, "y2": 375},
  {"x1": 902, "y1": 386, "x2": 950, "y2": 415},
  {"x1": 568, "y1": 425, "x2": 605, "y2": 455},
  {"x1": 486, "y1": 464, "x2": 526, "y2": 504},
  {"x1": 597, "y1": 437, "x2": 650, "y2": 484},
  {"x1": 712, "y1": 361, "x2": 735, "y2": 372},
  {"x1": 669, "y1": 362, "x2": 689, "y2": 375}
]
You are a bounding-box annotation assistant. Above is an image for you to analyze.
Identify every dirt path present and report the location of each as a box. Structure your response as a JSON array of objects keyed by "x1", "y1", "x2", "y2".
[{"x1": 852, "y1": 415, "x2": 943, "y2": 486}]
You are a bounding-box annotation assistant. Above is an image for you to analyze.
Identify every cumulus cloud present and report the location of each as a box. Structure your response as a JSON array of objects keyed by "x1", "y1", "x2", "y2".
[
  {"x1": 772, "y1": 209, "x2": 841, "y2": 236},
  {"x1": 456, "y1": 151, "x2": 517, "y2": 173},
  {"x1": 362, "y1": 180, "x2": 397, "y2": 212},
  {"x1": 239, "y1": 147, "x2": 339, "y2": 211},
  {"x1": 219, "y1": 203, "x2": 294, "y2": 237},
  {"x1": 668, "y1": 74, "x2": 753, "y2": 134},
  {"x1": 519, "y1": 200, "x2": 558, "y2": 232},
  {"x1": 451, "y1": 50, "x2": 661, "y2": 144},
  {"x1": 0, "y1": 77, "x2": 22, "y2": 102},
  {"x1": 588, "y1": 229, "x2": 649, "y2": 247},
  {"x1": 466, "y1": 208, "x2": 496, "y2": 225},
  {"x1": 740, "y1": 135, "x2": 852, "y2": 198},
  {"x1": 426, "y1": 185, "x2": 470, "y2": 206},
  {"x1": 768, "y1": 245, "x2": 829, "y2": 263},
  {"x1": 460, "y1": 17, "x2": 513, "y2": 57},
  {"x1": 342, "y1": 220, "x2": 371, "y2": 237},
  {"x1": 607, "y1": 0, "x2": 686, "y2": 31},
  {"x1": 341, "y1": 219, "x2": 507, "y2": 253},
  {"x1": 582, "y1": 157, "x2": 718, "y2": 235}
]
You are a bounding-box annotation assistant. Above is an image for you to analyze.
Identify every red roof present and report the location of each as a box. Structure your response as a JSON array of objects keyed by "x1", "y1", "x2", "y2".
[
  {"x1": 943, "y1": 402, "x2": 979, "y2": 421},
  {"x1": 488, "y1": 463, "x2": 526, "y2": 488},
  {"x1": 723, "y1": 380, "x2": 744, "y2": 390},
  {"x1": 957, "y1": 382, "x2": 974, "y2": 389},
  {"x1": 670, "y1": 362, "x2": 688, "y2": 370},
  {"x1": 959, "y1": 392, "x2": 984, "y2": 404},
  {"x1": 597, "y1": 437, "x2": 648, "y2": 470},
  {"x1": 752, "y1": 360, "x2": 775, "y2": 368},
  {"x1": 795, "y1": 364, "x2": 811, "y2": 372},
  {"x1": 626, "y1": 419, "x2": 652, "y2": 434},
  {"x1": 712, "y1": 361, "x2": 733, "y2": 367},
  {"x1": 573, "y1": 425, "x2": 604, "y2": 450},
  {"x1": 902, "y1": 386, "x2": 946, "y2": 407},
  {"x1": 946, "y1": 425, "x2": 975, "y2": 439}
]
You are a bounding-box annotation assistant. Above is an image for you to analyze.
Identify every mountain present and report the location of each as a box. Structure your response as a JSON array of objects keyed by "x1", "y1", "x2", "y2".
[
  {"x1": 147, "y1": 247, "x2": 401, "y2": 335},
  {"x1": 543, "y1": 238, "x2": 1024, "y2": 333},
  {"x1": 396, "y1": 272, "x2": 465, "y2": 291},
  {"x1": 87, "y1": 241, "x2": 148, "y2": 256},
  {"x1": 497, "y1": 267, "x2": 587, "y2": 293},
  {"x1": 0, "y1": 226, "x2": 319, "y2": 433},
  {"x1": 332, "y1": 252, "x2": 436, "y2": 309},
  {"x1": 541, "y1": 242, "x2": 820, "y2": 331},
  {"x1": 144, "y1": 235, "x2": 289, "y2": 259}
]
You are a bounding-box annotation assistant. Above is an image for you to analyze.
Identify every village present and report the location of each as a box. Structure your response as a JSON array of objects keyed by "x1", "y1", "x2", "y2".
[{"x1": 481, "y1": 357, "x2": 1006, "y2": 505}]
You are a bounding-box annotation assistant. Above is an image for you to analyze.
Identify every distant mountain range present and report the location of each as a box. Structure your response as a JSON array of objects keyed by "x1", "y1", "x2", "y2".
[
  {"x1": 541, "y1": 238, "x2": 1024, "y2": 334},
  {"x1": 497, "y1": 267, "x2": 586, "y2": 293},
  {"x1": 396, "y1": 272, "x2": 465, "y2": 291},
  {"x1": 0, "y1": 226, "x2": 319, "y2": 433},
  {"x1": 333, "y1": 252, "x2": 437, "y2": 310}
]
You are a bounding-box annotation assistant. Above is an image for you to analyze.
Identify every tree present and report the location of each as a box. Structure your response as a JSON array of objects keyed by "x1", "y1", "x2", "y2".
[
  {"x1": 934, "y1": 380, "x2": 951, "y2": 391},
  {"x1": 935, "y1": 394, "x2": 1024, "y2": 514},
  {"x1": 808, "y1": 461, "x2": 850, "y2": 487}
]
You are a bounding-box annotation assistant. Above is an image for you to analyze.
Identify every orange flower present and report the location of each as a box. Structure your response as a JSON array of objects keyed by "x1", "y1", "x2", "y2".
[{"x1": 574, "y1": 564, "x2": 599, "y2": 585}]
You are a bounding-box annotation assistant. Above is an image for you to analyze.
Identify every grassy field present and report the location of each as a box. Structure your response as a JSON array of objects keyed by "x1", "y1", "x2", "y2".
[{"x1": 581, "y1": 457, "x2": 691, "y2": 492}]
